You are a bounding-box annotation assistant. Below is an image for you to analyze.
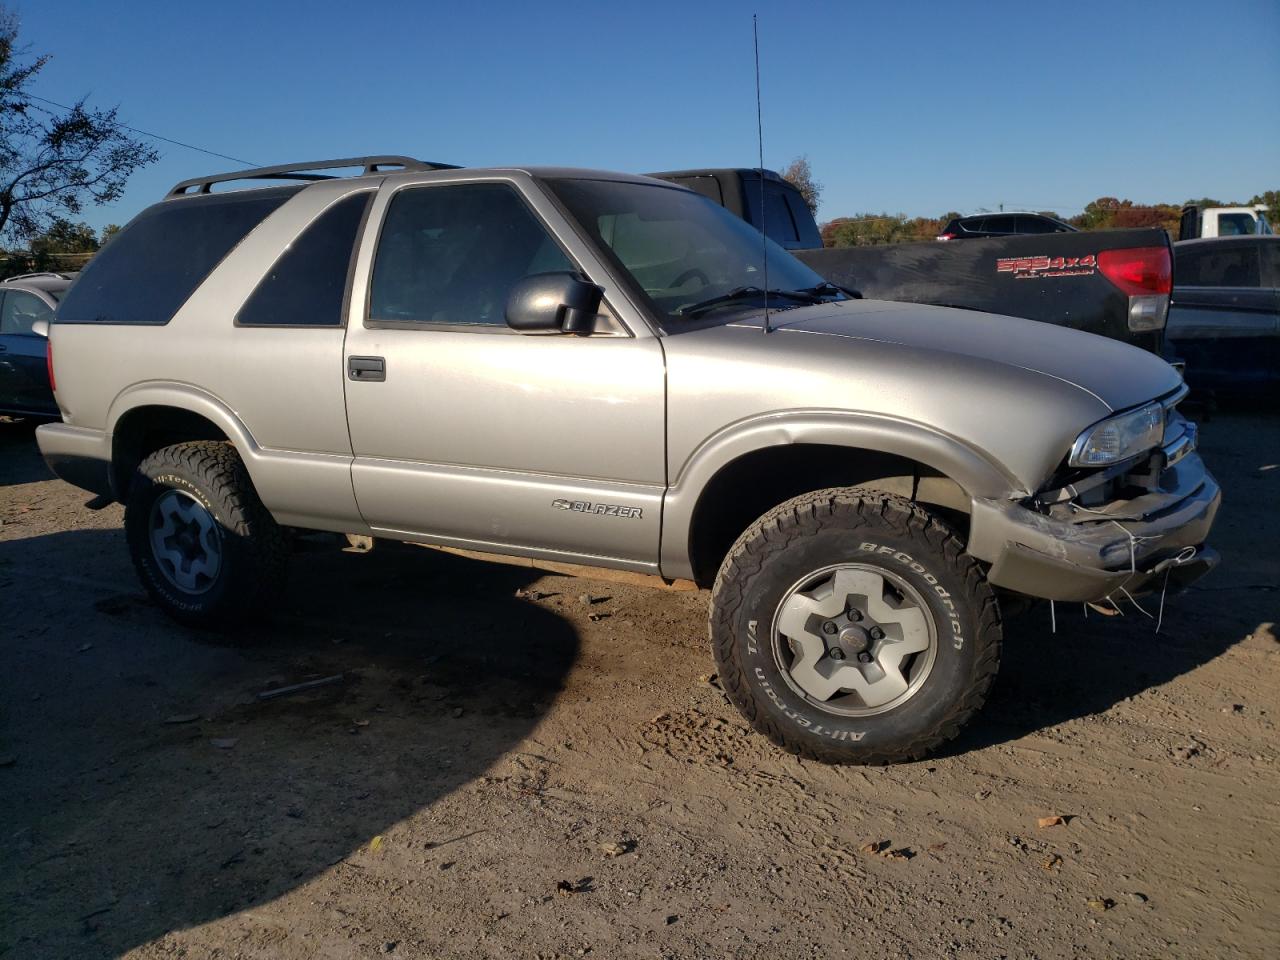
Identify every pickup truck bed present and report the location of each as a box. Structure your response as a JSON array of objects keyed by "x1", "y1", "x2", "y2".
[
  {"x1": 795, "y1": 229, "x2": 1169, "y2": 354},
  {"x1": 649, "y1": 168, "x2": 1170, "y2": 352}
]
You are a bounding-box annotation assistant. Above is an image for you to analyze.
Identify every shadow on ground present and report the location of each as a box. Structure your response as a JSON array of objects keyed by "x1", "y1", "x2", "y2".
[
  {"x1": 0, "y1": 418, "x2": 53, "y2": 486},
  {"x1": 0, "y1": 532, "x2": 578, "y2": 958},
  {"x1": 2, "y1": 412, "x2": 1276, "y2": 954}
]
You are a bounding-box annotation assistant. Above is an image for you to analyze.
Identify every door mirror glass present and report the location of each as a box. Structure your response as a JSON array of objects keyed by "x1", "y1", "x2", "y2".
[{"x1": 506, "y1": 272, "x2": 603, "y2": 334}]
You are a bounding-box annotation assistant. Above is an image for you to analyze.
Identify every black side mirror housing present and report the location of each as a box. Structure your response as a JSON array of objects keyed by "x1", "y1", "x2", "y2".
[{"x1": 505, "y1": 272, "x2": 604, "y2": 334}]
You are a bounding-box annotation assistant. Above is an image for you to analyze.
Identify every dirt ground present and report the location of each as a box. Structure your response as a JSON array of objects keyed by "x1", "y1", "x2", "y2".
[{"x1": 1, "y1": 412, "x2": 1277, "y2": 960}]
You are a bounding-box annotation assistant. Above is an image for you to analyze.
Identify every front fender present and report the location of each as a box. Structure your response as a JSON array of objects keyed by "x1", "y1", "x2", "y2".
[{"x1": 658, "y1": 410, "x2": 1023, "y2": 581}]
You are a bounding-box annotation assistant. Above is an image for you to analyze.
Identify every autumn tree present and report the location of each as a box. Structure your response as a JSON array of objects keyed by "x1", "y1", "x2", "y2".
[
  {"x1": 780, "y1": 156, "x2": 822, "y2": 215},
  {"x1": 0, "y1": 7, "x2": 157, "y2": 246}
]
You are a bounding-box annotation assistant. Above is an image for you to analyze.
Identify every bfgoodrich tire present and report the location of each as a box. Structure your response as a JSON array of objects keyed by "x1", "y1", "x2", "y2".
[
  {"x1": 710, "y1": 489, "x2": 1001, "y2": 764},
  {"x1": 125, "y1": 441, "x2": 288, "y2": 627}
]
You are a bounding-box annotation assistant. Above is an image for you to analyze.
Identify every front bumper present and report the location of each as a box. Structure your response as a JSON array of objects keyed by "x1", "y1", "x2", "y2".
[{"x1": 968, "y1": 451, "x2": 1221, "y2": 603}]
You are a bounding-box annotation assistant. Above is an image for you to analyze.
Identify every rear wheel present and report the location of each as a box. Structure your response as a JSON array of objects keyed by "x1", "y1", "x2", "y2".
[
  {"x1": 710, "y1": 489, "x2": 1001, "y2": 764},
  {"x1": 125, "y1": 441, "x2": 287, "y2": 626}
]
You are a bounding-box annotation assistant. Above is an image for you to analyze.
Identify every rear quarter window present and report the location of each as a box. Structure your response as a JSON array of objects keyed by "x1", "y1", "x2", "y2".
[
  {"x1": 56, "y1": 187, "x2": 297, "y2": 325},
  {"x1": 236, "y1": 192, "x2": 371, "y2": 327}
]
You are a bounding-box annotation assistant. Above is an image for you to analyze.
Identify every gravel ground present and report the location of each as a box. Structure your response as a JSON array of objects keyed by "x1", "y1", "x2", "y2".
[{"x1": 1, "y1": 412, "x2": 1277, "y2": 960}]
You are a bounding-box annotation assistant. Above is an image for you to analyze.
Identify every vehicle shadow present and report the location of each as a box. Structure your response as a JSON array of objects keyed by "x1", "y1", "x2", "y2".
[
  {"x1": 0, "y1": 532, "x2": 579, "y2": 958},
  {"x1": 940, "y1": 587, "x2": 1249, "y2": 757},
  {"x1": 0, "y1": 418, "x2": 54, "y2": 486}
]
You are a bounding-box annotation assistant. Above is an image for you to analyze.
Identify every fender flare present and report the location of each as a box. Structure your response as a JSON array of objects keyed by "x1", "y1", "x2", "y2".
[
  {"x1": 104, "y1": 382, "x2": 264, "y2": 497},
  {"x1": 659, "y1": 410, "x2": 1023, "y2": 581}
]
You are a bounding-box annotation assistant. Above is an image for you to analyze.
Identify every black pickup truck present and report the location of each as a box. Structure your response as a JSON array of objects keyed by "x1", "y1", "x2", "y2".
[{"x1": 650, "y1": 168, "x2": 1172, "y2": 353}]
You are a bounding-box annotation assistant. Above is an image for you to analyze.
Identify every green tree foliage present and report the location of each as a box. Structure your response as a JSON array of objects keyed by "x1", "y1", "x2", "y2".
[
  {"x1": 780, "y1": 156, "x2": 822, "y2": 215},
  {"x1": 0, "y1": 7, "x2": 157, "y2": 245},
  {"x1": 99, "y1": 222, "x2": 121, "y2": 245},
  {"x1": 30, "y1": 216, "x2": 97, "y2": 255},
  {"x1": 822, "y1": 214, "x2": 945, "y2": 247},
  {"x1": 819, "y1": 193, "x2": 1278, "y2": 247},
  {"x1": 1073, "y1": 198, "x2": 1181, "y2": 234}
]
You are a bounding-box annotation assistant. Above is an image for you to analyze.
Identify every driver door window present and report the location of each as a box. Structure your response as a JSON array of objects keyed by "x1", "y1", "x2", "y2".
[{"x1": 368, "y1": 183, "x2": 575, "y2": 327}]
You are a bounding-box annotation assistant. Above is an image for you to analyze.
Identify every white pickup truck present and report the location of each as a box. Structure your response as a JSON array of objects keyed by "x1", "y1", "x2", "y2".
[{"x1": 1179, "y1": 204, "x2": 1273, "y2": 240}]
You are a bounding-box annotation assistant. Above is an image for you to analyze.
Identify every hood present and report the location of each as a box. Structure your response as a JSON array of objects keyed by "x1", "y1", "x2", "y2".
[{"x1": 756, "y1": 299, "x2": 1181, "y2": 413}]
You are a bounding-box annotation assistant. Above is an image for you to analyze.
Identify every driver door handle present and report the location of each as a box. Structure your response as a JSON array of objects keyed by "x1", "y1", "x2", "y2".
[{"x1": 348, "y1": 356, "x2": 385, "y2": 382}]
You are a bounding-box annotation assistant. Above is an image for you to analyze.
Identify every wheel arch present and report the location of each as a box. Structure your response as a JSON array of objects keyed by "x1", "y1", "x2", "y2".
[
  {"x1": 106, "y1": 385, "x2": 258, "y2": 500},
  {"x1": 661, "y1": 413, "x2": 1021, "y2": 586}
]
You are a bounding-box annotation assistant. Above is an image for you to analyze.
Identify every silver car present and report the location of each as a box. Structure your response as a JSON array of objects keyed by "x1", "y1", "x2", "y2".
[{"x1": 35, "y1": 156, "x2": 1220, "y2": 764}]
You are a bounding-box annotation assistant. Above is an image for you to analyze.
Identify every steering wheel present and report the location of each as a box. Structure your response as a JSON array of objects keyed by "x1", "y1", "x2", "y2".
[{"x1": 670, "y1": 268, "x2": 710, "y2": 289}]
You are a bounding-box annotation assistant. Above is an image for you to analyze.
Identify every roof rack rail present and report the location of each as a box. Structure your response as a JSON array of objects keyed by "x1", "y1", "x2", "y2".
[{"x1": 166, "y1": 155, "x2": 460, "y2": 197}]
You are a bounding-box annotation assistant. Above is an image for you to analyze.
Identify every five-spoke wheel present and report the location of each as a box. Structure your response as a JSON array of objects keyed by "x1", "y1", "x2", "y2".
[{"x1": 773, "y1": 564, "x2": 936, "y2": 716}]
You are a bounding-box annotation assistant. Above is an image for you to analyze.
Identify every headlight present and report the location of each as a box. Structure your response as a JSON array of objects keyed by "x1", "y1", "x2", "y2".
[{"x1": 1069, "y1": 402, "x2": 1164, "y2": 467}]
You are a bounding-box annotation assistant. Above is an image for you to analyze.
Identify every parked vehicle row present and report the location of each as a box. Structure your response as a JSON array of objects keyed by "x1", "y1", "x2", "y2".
[
  {"x1": 34, "y1": 156, "x2": 1220, "y2": 766},
  {"x1": 652, "y1": 168, "x2": 1173, "y2": 353}
]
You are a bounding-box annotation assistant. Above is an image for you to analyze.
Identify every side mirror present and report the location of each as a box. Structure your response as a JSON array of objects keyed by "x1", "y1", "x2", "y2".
[
  {"x1": 31, "y1": 319, "x2": 50, "y2": 338},
  {"x1": 506, "y1": 272, "x2": 604, "y2": 334}
]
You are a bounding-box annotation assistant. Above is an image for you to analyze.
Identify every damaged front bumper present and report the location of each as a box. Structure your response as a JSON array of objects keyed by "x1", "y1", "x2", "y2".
[{"x1": 968, "y1": 445, "x2": 1221, "y2": 604}]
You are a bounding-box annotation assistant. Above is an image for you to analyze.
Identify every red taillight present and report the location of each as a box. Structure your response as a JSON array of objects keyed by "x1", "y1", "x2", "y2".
[
  {"x1": 46, "y1": 340, "x2": 56, "y2": 393},
  {"x1": 1098, "y1": 246, "x2": 1172, "y2": 296},
  {"x1": 937, "y1": 233, "x2": 956, "y2": 241}
]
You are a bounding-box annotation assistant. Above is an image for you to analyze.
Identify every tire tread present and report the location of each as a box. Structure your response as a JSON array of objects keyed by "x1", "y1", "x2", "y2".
[{"x1": 709, "y1": 488, "x2": 1002, "y2": 765}]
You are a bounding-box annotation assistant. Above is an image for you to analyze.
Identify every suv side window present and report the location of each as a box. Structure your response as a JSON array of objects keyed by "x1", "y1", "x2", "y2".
[
  {"x1": 1014, "y1": 216, "x2": 1052, "y2": 234},
  {"x1": 369, "y1": 183, "x2": 574, "y2": 327},
  {"x1": 56, "y1": 187, "x2": 295, "y2": 325},
  {"x1": 237, "y1": 192, "x2": 371, "y2": 327}
]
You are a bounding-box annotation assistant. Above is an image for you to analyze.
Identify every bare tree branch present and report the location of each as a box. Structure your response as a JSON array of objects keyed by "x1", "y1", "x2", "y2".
[{"x1": 0, "y1": 8, "x2": 158, "y2": 243}]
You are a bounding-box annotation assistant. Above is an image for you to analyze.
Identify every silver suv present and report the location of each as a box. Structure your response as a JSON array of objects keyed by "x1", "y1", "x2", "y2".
[{"x1": 36, "y1": 156, "x2": 1221, "y2": 764}]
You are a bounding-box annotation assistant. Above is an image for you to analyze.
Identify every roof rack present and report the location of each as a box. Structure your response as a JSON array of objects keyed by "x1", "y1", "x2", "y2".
[{"x1": 167, "y1": 155, "x2": 460, "y2": 197}]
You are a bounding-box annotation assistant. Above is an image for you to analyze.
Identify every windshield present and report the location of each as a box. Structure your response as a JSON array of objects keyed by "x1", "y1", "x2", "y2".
[{"x1": 546, "y1": 178, "x2": 829, "y2": 324}]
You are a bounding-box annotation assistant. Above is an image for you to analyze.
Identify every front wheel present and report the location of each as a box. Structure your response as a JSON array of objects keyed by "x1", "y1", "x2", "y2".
[
  {"x1": 125, "y1": 441, "x2": 288, "y2": 626},
  {"x1": 709, "y1": 489, "x2": 1001, "y2": 764}
]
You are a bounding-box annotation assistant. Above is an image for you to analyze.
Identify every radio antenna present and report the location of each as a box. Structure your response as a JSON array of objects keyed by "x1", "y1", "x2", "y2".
[{"x1": 754, "y1": 14, "x2": 771, "y2": 334}]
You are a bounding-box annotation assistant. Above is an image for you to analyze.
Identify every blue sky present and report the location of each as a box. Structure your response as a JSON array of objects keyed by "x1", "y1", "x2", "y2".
[{"x1": 17, "y1": 0, "x2": 1280, "y2": 232}]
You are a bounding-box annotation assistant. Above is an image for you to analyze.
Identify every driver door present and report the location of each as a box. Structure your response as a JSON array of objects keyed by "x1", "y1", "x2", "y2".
[{"x1": 341, "y1": 177, "x2": 666, "y2": 570}]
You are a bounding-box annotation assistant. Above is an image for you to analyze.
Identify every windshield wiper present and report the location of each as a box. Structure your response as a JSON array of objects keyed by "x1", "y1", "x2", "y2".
[
  {"x1": 799, "y1": 280, "x2": 862, "y2": 300},
  {"x1": 678, "y1": 285, "x2": 827, "y2": 318}
]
